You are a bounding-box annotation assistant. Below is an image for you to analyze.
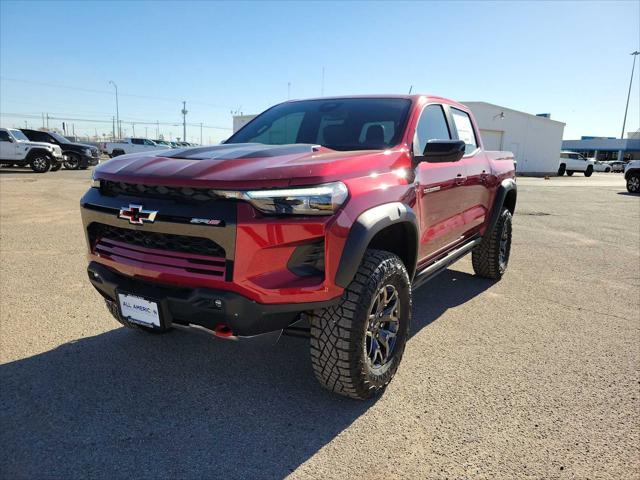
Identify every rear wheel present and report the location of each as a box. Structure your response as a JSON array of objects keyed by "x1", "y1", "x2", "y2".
[
  {"x1": 29, "y1": 153, "x2": 51, "y2": 173},
  {"x1": 309, "y1": 250, "x2": 411, "y2": 400},
  {"x1": 584, "y1": 165, "x2": 593, "y2": 177},
  {"x1": 566, "y1": 170, "x2": 574, "y2": 176},
  {"x1": 472, "y1": 207, "x2": 513, "y2": 280},
  {"x1": 627, "y1": 173, "x2": 640, "y2": 193},
  {"x1": 50, "y1": 162, "x2": 62, "y2": 172},
  {"x1": 557, "y1": 164, "x2": 566, "y2": 176}
]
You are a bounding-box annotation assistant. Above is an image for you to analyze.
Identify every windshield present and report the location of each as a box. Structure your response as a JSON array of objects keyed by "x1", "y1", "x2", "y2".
[
  {"x1": 226, "y1": 98, "x2": 412, "y2": 151},
  {"x1": 10, "y1": 129, "x2": 29, "y2": 141},
  {"x1": 49, "y1": 132, "x2": 69, "y2": 143}
]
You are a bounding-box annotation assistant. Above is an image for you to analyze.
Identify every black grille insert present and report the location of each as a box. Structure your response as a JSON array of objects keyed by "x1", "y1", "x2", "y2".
[
  {"x1": 88, "y1": 223, "x2": 225, "y2": 258},
  {"x1": 101, "y1": 181, "x2": 221, "y2": 203}
]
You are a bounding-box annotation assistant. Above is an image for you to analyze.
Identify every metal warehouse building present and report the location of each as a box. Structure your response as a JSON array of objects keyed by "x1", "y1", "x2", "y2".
[{"x1": 464, "y1": 102, "x2": 566, "y2": 176}]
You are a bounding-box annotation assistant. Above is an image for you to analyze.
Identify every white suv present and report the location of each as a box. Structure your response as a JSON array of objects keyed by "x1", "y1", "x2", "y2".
[
  {"x1": 624, "y1": 160, "x2": 640, "y2": 193},
  {"x1": 558, "y1": 151, "x2": 595, "y2": 177},
  {"x1": 0, "y1": 128, "x2": 64, "y2": 172}
]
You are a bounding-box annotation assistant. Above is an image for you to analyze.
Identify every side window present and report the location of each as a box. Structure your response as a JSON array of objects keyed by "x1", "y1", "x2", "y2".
[
  {"x1": 143, "y1": 139, "x2": 156, "y2": 146},
  {"x1": 451, "y1": 108, "x2": 478, "y2": 154},
  {"x1": 0, "y1": 131, "x2": 11, "y2": 142},
  {"x1": 248, "y1": 112, "x2": 304, "y2": 144},
  {"x1": 413, "y1": 104, "x2": 451, "y2": 156},
  {"x1": 131, "y1": 138, "x2": 143, "y2": 145}
]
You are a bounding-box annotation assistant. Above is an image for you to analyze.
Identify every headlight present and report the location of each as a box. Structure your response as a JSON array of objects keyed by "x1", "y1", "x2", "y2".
[
  {"x1": 216, "y1": 182, "x2": 349, "y2": 216},
  {"x1": 84, "y1": 148, "x2": 92, "y2": 156},
  {"x1": 91, "y1": 172, "x2": 100, "y2": 188}
]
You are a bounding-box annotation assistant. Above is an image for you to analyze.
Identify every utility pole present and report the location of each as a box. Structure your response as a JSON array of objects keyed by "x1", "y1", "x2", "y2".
[
  {"x1": 46, "y1": 113, "x2": 49, "y2": 129},
  {"x1": 72, "y1": 123, "x2": 75, "y2": 137},
  {"x1": 112, "y1": 117, "x2": 116, "y2": 140},
  {"x1": 132, "y1": 123, "x2": 136, "y2": 137},
  {"x1": 181, "y1": 101, "x2": 188, "y2": 142},
  {"x1": 109, "y1": 80, "x2": 121, "y2": 138},
  {"x1": 145, "y1": 126, "x2": 148, "y2": 138},
  {"x1": 621, "y1": 51, "x2": 640, "y2": 139},
  {"x1": 200, "y1": 122, "x2": 203, "y2": 144}
]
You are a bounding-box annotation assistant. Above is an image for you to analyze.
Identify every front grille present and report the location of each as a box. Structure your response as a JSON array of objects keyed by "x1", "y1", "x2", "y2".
[
  {"x1": 102, "y1": 181, "x2": 220, "y2": 203},
  {"x1": 88, "y1": 223, "x2": 225, "y2": 257},
  {"x1": 88, "y1": 223, "x2": 227, "y2": 280}
]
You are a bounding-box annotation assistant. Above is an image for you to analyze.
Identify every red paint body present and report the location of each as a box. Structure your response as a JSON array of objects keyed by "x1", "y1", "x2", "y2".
[{"x1": 85, "y1": 95, "x2": 515, "y2": 306}]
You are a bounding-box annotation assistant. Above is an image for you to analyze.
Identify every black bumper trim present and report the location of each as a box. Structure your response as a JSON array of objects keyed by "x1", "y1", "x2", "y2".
[{"x1": 87, "y1": 262, "x2": 340, "y2": 336}]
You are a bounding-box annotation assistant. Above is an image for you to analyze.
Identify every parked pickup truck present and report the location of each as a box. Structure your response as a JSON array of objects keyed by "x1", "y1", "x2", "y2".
[
  {"x1": 104, "y1": 138, "x2": 171, "y2": 157},
  {"x1": 558, "y1": 151, "x2": 595, "y2": 177},
  {"x1": 0, "y1": 127, "x2": 64, "y2": 172},
  {"x1": 21, "y1": 129, "x2": 100, "y2": 170},
  {"x1": 81, "y1": 95, "x2": 516, "y2": 399}
]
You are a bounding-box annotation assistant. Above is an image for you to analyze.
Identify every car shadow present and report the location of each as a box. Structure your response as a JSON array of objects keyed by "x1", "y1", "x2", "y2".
[
  {"x1": 0, "y1": 268, "x2": 493, "y2": 479},
  {"x1": 617, "y1": 191, "x2": 638, "y2": 196}
]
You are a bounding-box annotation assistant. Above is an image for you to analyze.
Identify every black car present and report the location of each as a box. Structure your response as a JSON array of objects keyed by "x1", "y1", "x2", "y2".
[{"x1": 20, "y1": 129, "x2": 100, "y2": 170}]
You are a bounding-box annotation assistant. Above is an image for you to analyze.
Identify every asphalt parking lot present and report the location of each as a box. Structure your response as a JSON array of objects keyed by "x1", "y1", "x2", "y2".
[{"x1": 0, "y1": 169, "x2": 638, "y2": 479}]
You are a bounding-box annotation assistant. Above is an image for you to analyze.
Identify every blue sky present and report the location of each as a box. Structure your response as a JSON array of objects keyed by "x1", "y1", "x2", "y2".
[{"x1": 1, "y1": 0, "x2": 638, "y2": 142}]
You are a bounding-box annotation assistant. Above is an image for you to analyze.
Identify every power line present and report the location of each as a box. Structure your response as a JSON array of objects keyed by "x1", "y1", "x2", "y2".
[{"x1": 0, "y1": 76, "x2": 237, "y2": 110}]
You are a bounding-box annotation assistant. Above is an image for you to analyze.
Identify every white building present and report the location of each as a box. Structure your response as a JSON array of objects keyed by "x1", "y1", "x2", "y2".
[{"x1": 464, "y1": 101, "x2": 565, "y2": 176}]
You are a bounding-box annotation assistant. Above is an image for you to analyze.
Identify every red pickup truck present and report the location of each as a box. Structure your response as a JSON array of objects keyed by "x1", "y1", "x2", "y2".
[{"x1": 81, "y1": 95, "x2": 516, "y2": 399}]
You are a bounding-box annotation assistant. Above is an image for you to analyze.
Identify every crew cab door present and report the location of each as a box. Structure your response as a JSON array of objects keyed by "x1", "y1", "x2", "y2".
[
  {"x1": 413, "y1": 104, "x2": 468, "y2": 262},
  {"x1": 450, "y1": 107, "x2": 491, "y2": 237},
  {"x1": 0, "y1": 130, "x2": 19, "y2": 160}
]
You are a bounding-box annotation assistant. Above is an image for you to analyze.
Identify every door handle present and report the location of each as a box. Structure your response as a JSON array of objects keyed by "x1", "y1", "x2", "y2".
[{"x1": 455, "y1": 173, "x2": 467, "y2": 185}]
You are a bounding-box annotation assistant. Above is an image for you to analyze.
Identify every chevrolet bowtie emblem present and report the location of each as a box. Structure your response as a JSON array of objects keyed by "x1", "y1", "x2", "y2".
[{"x1": 118, "y1": 204, "x2": 158, "y2": 225}]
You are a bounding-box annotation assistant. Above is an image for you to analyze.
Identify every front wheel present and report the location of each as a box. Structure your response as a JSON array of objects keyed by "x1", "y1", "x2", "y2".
[
  {"x1": 627, "y1": 173, "x2": 640, "y2": 193},
  {"x1": 472, "y1": 207, "x2": 513, "y2": 280},
  {"x1": 584, "y1": 165, "x2": 593, "y2": 177},
  {"x1": 64, "y1": 153, "x2": 80, "y2": 170},
  {"x1": 557, "y1": 164, "x2": 566, "y2": 176},
  {"x1": 309, "y1": 250, "x2": 411, "y2": 400},
  {"x1": 29, "y1": 154, "x2": 51, "y2": 173}
]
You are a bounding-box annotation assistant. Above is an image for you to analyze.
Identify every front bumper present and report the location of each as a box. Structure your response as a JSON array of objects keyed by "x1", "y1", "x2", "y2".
[{"x1": 88, "y1": 261, "x2": 338, "y2": 336}]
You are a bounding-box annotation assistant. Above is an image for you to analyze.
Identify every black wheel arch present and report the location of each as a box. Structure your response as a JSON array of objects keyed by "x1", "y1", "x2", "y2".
[
  {"x1": 335, "y1": 202, "x2": 419, "y2": 288},
  {"x1": 486, "y1": 178, "x2": 517, "y2": 234},
  {"x1": 26, "y1": 148, "x2": 53, "y2": 160},
  {"x1": 625, "y1": 168, "x2": 639, "y2": 180}
]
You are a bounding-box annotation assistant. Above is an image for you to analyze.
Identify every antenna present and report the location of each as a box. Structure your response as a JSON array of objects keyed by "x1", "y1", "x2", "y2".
[{"x1": 408, "y1": 85, "x2": 413, "y2": 94}]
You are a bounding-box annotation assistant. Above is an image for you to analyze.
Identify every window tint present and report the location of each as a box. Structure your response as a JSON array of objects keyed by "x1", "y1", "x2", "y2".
[
  {"x1": 248, "y1": 111, "x2": 304, "y2": 145},
  {"x1": 227, "y1": 98, "x2": 412, "y2": 151},
  {"x1": 131, "y1": 138, "x2": 143, "y2": 145},
  {"x1": 413, "y1": 104, "x2": 451, "y2": 156},
  {"x1": 28, "y1": 131, "x2": 52, "y2": 143},
  {"x1": 143, "y1": 139, "x2": 156, "y2": 146},
  {"x1": 0, "y1": 131, "x2": 11, "y2": 142},
  {"x1": 451, "y1": 108, "x2": 478, "y2": 154}
]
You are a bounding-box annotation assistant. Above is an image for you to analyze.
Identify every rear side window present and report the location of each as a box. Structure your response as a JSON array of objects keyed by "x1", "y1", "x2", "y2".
[
  {"x1": 131, "y1": 138, "x2": 143, "y2": 145},
  {"x1": 413, "y1": 104, "x2": 451, "y2": 156},
  {"x1": 451, "y1": 108, "x2": 478, "y2": 154},
  {"x1": 0, "y1": 131, "x2": 10, "y2": 141}
]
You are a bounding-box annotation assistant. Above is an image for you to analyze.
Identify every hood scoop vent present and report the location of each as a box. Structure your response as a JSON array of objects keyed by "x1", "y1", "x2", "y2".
[{"x1": 162, "y1": 143, "x2": 321, "y2": 161}]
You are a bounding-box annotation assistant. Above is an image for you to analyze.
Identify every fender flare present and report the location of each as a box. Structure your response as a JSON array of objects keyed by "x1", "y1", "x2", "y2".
[
  {"x1": 26, "y1": 148, "x2": 53, "y2": 160},
  {"x1": 486, "y1": 178, "x2": 517, "y2": 234},
  {"x1": 335, "y1": 202, "x2": 419, "y2": 288}
]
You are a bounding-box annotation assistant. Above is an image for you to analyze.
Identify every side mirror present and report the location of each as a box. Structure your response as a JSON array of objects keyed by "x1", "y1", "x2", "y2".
[{"x1": 421, "y1": 140, "x2": 465, "y2": 163}]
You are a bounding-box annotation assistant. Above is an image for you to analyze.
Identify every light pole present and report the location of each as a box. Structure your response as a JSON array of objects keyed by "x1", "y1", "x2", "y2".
[
  {"x1": 181, "y1": 101, "x2": 188, "y2": 142},
  {"x1": 621, "y1": 51, "x2": 640, "y2": 139},
  {"x1": 109, "y1": 81, "x2": 121, "y2": 139}
]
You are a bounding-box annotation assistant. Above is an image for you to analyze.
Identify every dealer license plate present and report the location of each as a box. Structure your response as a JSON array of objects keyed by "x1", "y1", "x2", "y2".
[{"x1": 118, "y1": 293, "x2": 161, "y2": 327}]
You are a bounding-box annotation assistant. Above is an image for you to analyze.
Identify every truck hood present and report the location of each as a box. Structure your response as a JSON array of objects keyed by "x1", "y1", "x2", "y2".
[{"x1": 94, "y1": 143, "x2": 409, "y2": 188}]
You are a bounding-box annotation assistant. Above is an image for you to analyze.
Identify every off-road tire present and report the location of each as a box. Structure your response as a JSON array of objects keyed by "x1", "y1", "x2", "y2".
[
  {"x1": 584, "y1": 165, "x2": 593, "y2": 177},
  {"x1": 309, "y1": 249, "x2": 411, "y2": 400},
  {"x1": 566, "y1": 170, "x2": 574, "y2": 176},
  {"x1": 29, "y1": 152, "x2": 51, "y2": 173},
  {"x1": 50, "y1": 162, "x2": 62, "y2": 172},
  {"x1": 472, "y1": 207, "x2": 513, "y2": 280},
  {"x1": 104, "y1": 299, "x2": 171, "y2": 334},
  {"x1": 64, "y1": 153, "x2": 80, "y2": 170},
  {"x1": 557, "y1": 164, "x2": 566, "y2": 176},
  {"x1": 627, "y1": 172, "x2": 640, "y2": 193}
]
